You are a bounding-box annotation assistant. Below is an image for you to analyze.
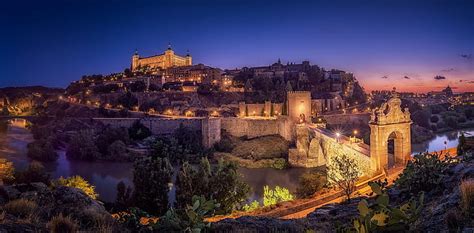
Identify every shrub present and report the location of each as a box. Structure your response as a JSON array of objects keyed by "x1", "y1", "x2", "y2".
[
  {"x1": 67, "y1": 130, "x2": 100, "y2": 161},
  {"x1": 214, "y1": 138, "x2": 234, "y2": 152},
  {"x1": 4, "y1": 199, "x2": 37, "y2": 218},
  {"x1": 445, "y1": 210, "x2": 462, "y2": 233},
  {"x1": 296, "y1": 171, "x2": 327, "y2": 198},
  {"x1": 96, "y1": 126, "x2": 130, "y2": 155},
  {"x1": 128, "y1": 120, "x2": 151, "y2": 141},
  {"x1": 430, "y1": 124, "x2": 438, "y2": 132},
  {"x1": 395, "y1": 152, "x2": 451, "y2": 195},
  {"x1": 352, "y1": 181, "x2": 424, "y2": 232},
  {"x1": 272, "y1": 158, "x2": 288, "y2": 170},
  {"x1": 430, "y1": 115, "x2": 439, "y2": 123},
  {"x1": 445, "y1": 116, "x2": 458, "y2": 129},
  {"x1": 106, "y1": 140, "x2": 129, "y2": 161},
  {"x1": 460, "y1": 179, "x2": 474, "y2": 215},
  {"x1": 263, "y1": 185, "x2": 294, "y2": 206},
  {"x1": 54, "y1": 176, "x2": 98, "y2": 199},
  {"x1": 47, "y1": 214, "x2": 78, "y2": 233},
  {"x1": 116, "y1": 181, "x2": 133, "y2": 210},
  {"x1": 27, "y1": 139, "x2": 58, "y2": 162},
  {"x1": 0, "y1": 158, "x2": 14, "y2": 184},
  {"x1": 458, "y1": 116, "x2": 467, "y2": 123},
  {"x1": 242, "y1": 200, "x2": 260, "y2": 212},
  {"x1": 13, "y1": 161, "x2": 51, "y2": 184}
]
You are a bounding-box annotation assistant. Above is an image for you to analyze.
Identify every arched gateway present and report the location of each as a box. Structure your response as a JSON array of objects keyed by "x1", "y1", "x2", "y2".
[{"x1": 369, "y1": 92, "x2": 412, "y2": 175}]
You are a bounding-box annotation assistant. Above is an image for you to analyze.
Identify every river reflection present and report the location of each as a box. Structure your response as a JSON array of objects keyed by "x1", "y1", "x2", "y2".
[
  {"x1": 2, "y1": 124, "x2": 472, "y2": 203},
  {"x1": 412, "y1": 129, "x2": 473, "y2": 154},
  {"x1": 0, "y1": 125, "x2": 133, "y2": 202}
]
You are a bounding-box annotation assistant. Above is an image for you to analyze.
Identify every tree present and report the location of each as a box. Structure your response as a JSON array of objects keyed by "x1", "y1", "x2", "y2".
[
  {"x1": 327, "y1": 154, "x2": 360, "y2": 202},
  {"x1": 296, "y1": 171, "x2": 327, "y2": 198},
  {"x1": 263, "y1": 185, "x2": 294, "y2": 206},
  {"x1": 13, "y1": 161, "x2": 50, "y2": 185},
  {"x1": 129, "y1": 81, "x2": 146, "y2": 92},
  {"x1": 96, "y1": 126, "x2": 130, "y2": 155},
  {"x1": 116, "y1": 181, "x2": 133, "y2": 210},
  {"x1": 107, "y1": 140, "x2": 129, "y2": 161},
  {"x1": 133, "y1": 156, "x2": 173, "y2": 215},
  {"x1": 128, "y1": 120, "x2": 152, "y2": 141},
  {"x1": 174, "y1": 158, "x2": 250, "y2": 214},
  {"x1": 66, "y1": 130, "x2": 100, "y2": 161},
  {"x1": 54, "y1": 175, "x2": 98, "y2": 199},
  {"x1": 27, "y1": 139, "x2": 58, "y2": 162},
  {"x1": 457, "y1": 133, "x2": 468, "y2": 156}
]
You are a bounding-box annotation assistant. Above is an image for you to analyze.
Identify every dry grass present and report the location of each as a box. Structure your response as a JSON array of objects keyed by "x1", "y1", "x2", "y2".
[
  {"x1": 47, "y1": 214, "x2": 78, "y2": 233},
  {"x1": 460, "y1": 179, "x2": 474, "y2": 214},
  {"x1": 4, "y1": 199, "x2": 37, "y2": 219}
]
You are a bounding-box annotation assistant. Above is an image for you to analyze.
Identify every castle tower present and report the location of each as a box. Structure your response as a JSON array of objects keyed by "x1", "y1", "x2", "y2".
[
  {"x1": 131, "y1": 49, "x2": 139, "y2": 71},
  {"x1": 185, "y1": 49, "x2": 192, "y2": 66},
  {"x1": 287, "y1": 91, "x2": 311, "y2": 123}
]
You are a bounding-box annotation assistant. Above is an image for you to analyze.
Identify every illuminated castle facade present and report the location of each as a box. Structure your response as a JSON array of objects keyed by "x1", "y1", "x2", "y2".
[{"x1": 131, "y1": 45, "x2": 192, "y2": 71}]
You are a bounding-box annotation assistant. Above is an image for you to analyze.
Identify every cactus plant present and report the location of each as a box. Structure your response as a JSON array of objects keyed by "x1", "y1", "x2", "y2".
[{"x1": 352, "y1": 181, "x2": 424, "y2": 233}]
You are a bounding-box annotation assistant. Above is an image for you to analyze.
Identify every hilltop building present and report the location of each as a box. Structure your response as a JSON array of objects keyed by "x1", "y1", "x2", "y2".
[{"x1": 131, "y1": 45, "x2": 192, "y2": 71}]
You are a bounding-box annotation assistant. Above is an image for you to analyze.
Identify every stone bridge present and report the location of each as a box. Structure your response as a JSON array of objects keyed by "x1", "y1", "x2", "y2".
[{"x1": 288, "y1": 92, "x2": 411, "y2": 177}]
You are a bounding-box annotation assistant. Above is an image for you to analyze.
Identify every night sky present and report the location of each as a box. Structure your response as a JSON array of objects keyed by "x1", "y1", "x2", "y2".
[{"x1": 1, "y1": 0, "x2": 473, "y2": 92}]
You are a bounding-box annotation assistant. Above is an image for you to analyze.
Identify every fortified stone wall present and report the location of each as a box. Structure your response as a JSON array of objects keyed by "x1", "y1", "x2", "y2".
[
  {"x1": 92, "y1": 117, "x2": 220, "y2": 148},
  {"x1": 221, "y1": 117, "x2": 293, "y2": 141},
  {"x1": 322, "y1": 113, "x2": 370, "y2": 125},
  {"x1": 238, "y1": 102, "x2": 283, "y2": 117}
]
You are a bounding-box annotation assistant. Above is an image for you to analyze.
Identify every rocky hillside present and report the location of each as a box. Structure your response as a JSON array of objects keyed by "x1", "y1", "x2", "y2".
[
  {"x1": 0, "y1": 86, "x2": 63, "y2": 116},
  {"x1": 214, "y1": 155, "x2": 474, "y2": 232}
]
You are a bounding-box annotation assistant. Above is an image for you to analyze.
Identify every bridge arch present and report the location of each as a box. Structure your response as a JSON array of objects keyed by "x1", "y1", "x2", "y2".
[{"x1": 369, "y1": 93, "x2": 411, "y2": 175}]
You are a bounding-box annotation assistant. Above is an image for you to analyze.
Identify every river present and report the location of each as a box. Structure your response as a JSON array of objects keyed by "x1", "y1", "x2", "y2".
[{"x1": 1, "y1": 123, "x2": 471, "y2": 203}]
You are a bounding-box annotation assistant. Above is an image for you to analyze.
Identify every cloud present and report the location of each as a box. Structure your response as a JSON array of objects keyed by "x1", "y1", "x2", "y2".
[
  {"x1": 380, "y1": 75, "x2": 389, "y2": 79},
  {"x1": 460, "y1": 54, "x2": 473, "y2": 60},
  {"x1": 441, "y1": 68, "x2": 455, "y2": 72},
  {"x1": 434, "y1": 75, "x2": 446, "y2": 80},
  {"x1": 403, "y1": 76, "x2": 410, "y2": 79}
]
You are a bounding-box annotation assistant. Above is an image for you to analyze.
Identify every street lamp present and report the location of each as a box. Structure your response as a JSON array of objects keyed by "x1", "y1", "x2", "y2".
[{"x1": 336, "y1": 132, "x2": 340, "y2": 143}]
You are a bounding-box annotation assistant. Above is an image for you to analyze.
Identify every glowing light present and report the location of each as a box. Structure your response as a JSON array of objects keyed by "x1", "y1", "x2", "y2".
[{"x1": 353, "y1": 130, "x2": 358, "y2": 135}]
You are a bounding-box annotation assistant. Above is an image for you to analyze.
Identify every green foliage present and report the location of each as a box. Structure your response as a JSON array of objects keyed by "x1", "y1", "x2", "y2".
[
  {"x1": 128, "y1": 120, "x2": 152, "y2": 141},
  {"x1": 115, "y1": 207, "x2": 151, "y2": 232},
  {"x1": 296, "y1": 170, "x2": 327, "y2": 198},
  {"x1": 13, "y1": 161, "x2": 50, "y2": 185},
  {"x1": 458, "y1": 133, "x2": 470, "y2": 156},
  {"x1": 151, "y1": 137, "x2": 184, "y2": 164},
  {"x1": 133, "y1": 156, "x2": 173, "y2": 215},
  {"x1": 66, "y1": 130, "x2": 100, "y2": 161},
  {"x1": 411, "y1": 109, "x2": 431, "y2": 129},
  {"x1": 4, "y1": 198, "x2": 38, "y2": 218},
  {"x1": 54, "y1": 175, "x2": 98, "y2": 199},
  {"x1": 242, "y1": 200, "x2": 260, "y2": 212},
  {"x1": 96, "y1": 126, "x2": 130, "y2": 155},
  {"x1": 430, "y1": 115, "x2": 439, "y2": 123},
  {"x1": 116, "y1": 181, "x2": 133, "y2": 210},
  {"x1": 106, "y1": 140, "x2": 129, "y2": 161},
  {"x1": 263, "y1": 185, "x2": 294, "y2": 206},
  {"x1": 27, "y1": 139, "x2": 58, "y2": 161},
  {"x1": 352, "y1": 181, "x2": 424, "y2": 233},
  {"x1": 47, "y1": 214, "x2": 78, "y2": 233},
  {"x1": 214, "y1": 137, "x2": 235, "y2": 153},
  {"x1": 272, "y1": 158, "x2": 288, "y2": 170},
  {"x1": 327, "y1": 154, "x2": 360, "y2": 202},
  {"x1": 156, "y1": 195, "x2": 219, "y2": 233},
  {"x1": 0, "y1": 158, "x2": 15, "y2": 184},
  {"x1": 118, "y1": 91, "x2": 138, "y2": 110},
  {"x1": 395, "y1": 152, "x2": 451, "y2": 195},
  {"x1": 174, "y1": 124, "x2": 203, "y2": 154},
  {"x1": 175, "y1": 158, "x2": 250, "y2": 215}
]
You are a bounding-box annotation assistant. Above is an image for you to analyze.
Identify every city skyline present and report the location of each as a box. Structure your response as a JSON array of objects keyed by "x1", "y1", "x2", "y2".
[{"x1": 1, "y1": 0, "x2": 473, "y2": 93}]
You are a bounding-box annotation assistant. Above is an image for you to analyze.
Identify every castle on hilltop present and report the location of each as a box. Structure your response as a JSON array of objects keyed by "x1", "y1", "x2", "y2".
[{"x1": 131, "y1": 44, "x2": 192, "y2": 71}]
